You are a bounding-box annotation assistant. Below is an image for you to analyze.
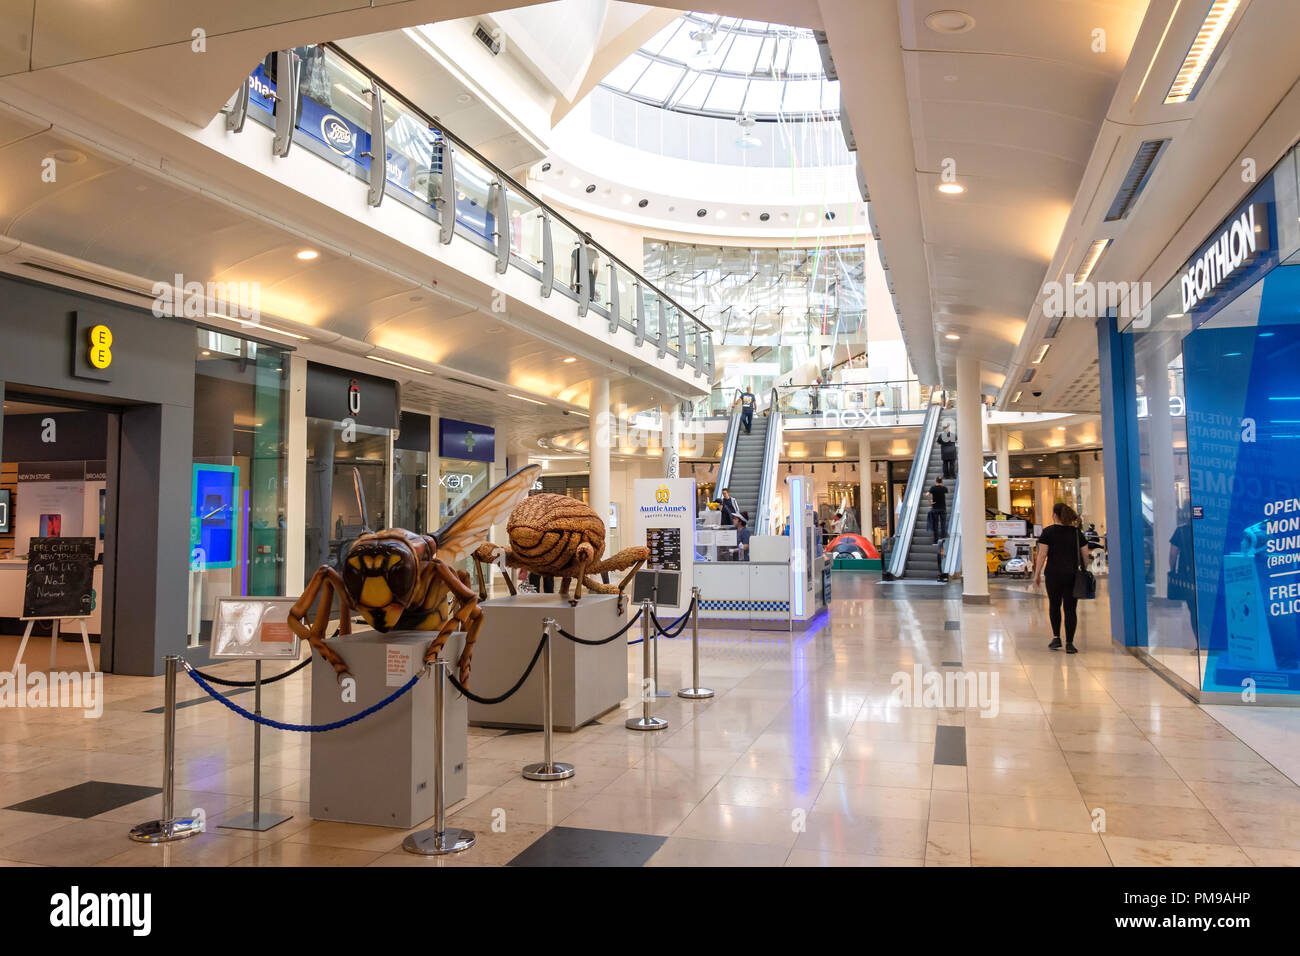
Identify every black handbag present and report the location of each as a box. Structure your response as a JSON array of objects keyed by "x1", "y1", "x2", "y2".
[{"x1": 1073, "y1": 528, "x2": 1096, "y2": 600}]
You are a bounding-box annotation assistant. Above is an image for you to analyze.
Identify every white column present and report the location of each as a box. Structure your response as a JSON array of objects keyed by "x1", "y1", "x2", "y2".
[
  {"x1": 956, "y1": 358, "x2": 988, "y2": 601},
  {"x1": 996, "y1": 428, "x2": 1011, "y2": 515},
  {"x1": 285, "y1": 354, "x2": 307, "y2": 591},
  {"x1": 590, "y1": 378, "x2": 611, "y2": 556},
  {"x1": 662, "y1": 403, "x2": 679, "y2": 479},
  {"x1": 858, "y1": 436, "x2": 871, "y2": 536}
]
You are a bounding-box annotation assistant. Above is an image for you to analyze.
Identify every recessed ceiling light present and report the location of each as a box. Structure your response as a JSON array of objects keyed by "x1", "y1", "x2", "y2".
[
  {"x1": 925, "y1": 10, "x2": 976, "y2": 33},
  {"x1": 1165, "y1": 0, "x2": 1241, "y2": 104},
  {"x1": 621, "y1": 194, "x2": 633, "y2": 205},
  {"x1": 1073, "y1": 239, "x2": 1111, "y2": 285},
  {"x1": 509, "y1": 393, "x2": 547, "y2": 406},
  {"x1": 456, "y1": 92, "x2": 473, "y2": 105},
  {"x1": 715, "y1": 210, "x2": 727, "y2": 219},
  {"x1": 825, "y1": 210, "x2": 836, "y2": 220},
  {"x1": 296, "y1": 249, "x2": 319, "y2": 260},
  {"x1": 945, "y1": 333, "x2": 960, "y2": 340},
  {"x1": 563, "y1": 356, "x2": 577, "y2": 364},
  {"x1": 937, "y1": 182, "x2": 965, "y2": 195},
  {"x1": 541, "y1": 162, "x2": 552, "y2": 172},
  {"x1": 1033, "y1": 343, "x2": 1051, "y2": 363},
  {"x1": 367, "y1": 354, "x2": 429, "y2": 374}
]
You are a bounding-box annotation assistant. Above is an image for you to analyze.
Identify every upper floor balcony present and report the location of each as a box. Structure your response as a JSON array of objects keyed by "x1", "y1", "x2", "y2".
[{"x1": 217, "y1": 44, "x2": 713, "y2": 392}]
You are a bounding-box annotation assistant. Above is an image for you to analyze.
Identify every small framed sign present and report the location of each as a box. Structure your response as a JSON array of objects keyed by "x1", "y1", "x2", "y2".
[{"x1": 210, "y1": 597, "x2": 302, "y2": 660}]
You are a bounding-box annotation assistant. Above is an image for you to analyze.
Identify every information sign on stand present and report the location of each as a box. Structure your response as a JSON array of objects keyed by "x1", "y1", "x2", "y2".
[
  {"x1": 13, "y1": 537, "x2": 97, "y2": 673},
  {"x1": 212, "y1": 596, "x2": 301, "y2": 832},
  {"x1": 632, "y1": 478, "x2": 696, "y2": 615}
]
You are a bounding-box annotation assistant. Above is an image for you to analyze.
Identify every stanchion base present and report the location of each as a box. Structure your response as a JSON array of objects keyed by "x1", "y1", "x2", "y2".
[
  {"x1": 219, "y1": 810, "x2": 293, "y2": 832},
  {"x1": 522, "y1": 761, "x2": 576, "y2": 781},
  {"x1": 128, "y1": 817, "x2": 203, "y2": 844},
  {"x1": 625, "y1": 715, "x2": 669, "y2": 731},
  {"x1": 677, "y1": 687, "x2": 715, "y2": 699},
  {"x1": 402, "y1": 826, "x2": 476, "y2": 855}
]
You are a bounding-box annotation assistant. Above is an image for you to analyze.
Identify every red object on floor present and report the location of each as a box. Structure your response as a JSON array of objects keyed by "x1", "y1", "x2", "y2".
[{"x1": 826, "y1": 533, "x2": 879, "y2": 559}]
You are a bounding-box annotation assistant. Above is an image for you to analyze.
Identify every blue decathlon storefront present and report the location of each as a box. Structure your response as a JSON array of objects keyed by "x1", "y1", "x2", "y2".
[{"x1": 1103, "y1": 143, "x2": 1300, "y2": 701}]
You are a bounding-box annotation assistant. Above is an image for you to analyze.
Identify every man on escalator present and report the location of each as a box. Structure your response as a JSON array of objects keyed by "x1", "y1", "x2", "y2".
[
  {"x1": 928, "y1": 478, "x2": 949, "y2": 543},
  {"x1": 736, "y1": 386, "x2": 757, "y2": 434}
]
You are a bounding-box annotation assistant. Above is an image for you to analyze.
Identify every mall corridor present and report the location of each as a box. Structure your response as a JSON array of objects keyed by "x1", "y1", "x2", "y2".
[{"x1": 1, "y1": 576, "x2": 1294, "y2": 868}]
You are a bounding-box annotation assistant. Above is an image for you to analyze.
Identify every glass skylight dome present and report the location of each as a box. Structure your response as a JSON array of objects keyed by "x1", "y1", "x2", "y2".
[{"x1": 599, "y1": 13, "x2": 840, "y2": 121}]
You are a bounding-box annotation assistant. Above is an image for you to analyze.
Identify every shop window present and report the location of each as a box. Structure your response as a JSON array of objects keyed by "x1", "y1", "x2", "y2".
[
  {"x1": 190, "y1": 330, "x2": 289, "y2": 644},
  {"x1": 304, "y1": 417, "x2": 390, "y2": 579}
]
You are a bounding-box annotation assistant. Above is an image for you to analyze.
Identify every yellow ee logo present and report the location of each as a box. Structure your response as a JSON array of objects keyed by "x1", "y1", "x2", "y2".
[
  {"x1": 655, "y1": 486, "x2": 670, "y2": 504},
  {"x1": 87, "y1": 324, "x2": 113, "y2": 370}
]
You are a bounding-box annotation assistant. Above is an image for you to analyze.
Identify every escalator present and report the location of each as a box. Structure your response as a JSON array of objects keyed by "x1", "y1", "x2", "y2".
[
  {"x1": 884, "y1": 403, "x2": 951, "y2": 579},
  {"x1": 714, "y1": 388, "x2": 783, "y2": 532}
]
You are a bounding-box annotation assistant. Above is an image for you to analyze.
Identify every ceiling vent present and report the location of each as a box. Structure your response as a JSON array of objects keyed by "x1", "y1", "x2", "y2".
[
  {"x1": 1104, "y1": 139, "x2": 1169, "y2": 221},
  {"x1": 1020, "y1": 368, "x2": 1036, "y2": 384},
  {"x1": 473, "y1": 23, "x2": 503, "y2": 55},
  {"x1": 1043, "y1": 314, "x2": 1064, "y2": 339},
  {"x1": 447, "y1": 376, "x2": 496, "y2": 392}
]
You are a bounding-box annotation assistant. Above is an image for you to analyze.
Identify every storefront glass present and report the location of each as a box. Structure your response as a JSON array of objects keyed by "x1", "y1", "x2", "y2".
[
  {"x1": 1117, "y1": 145, "x2": 1300, "y2": 696},
  {"x1": 191, "y1": 329, "x2": 289, "y2": 643},
  {"x1": 439, "y1": 457, "x2": 490, "y2": 575},
  {"x1": 304, "y1": 418, "x2": 390, "y2": 579},
  {"x1": 392, "y1": 447, "x2": 428, "y2": 532}
]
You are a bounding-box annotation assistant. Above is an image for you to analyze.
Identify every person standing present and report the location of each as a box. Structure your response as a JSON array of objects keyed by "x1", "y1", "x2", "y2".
[
  {"x1": 937, "y1": 424, "x2": 957, "y2": 479},
  {"x1": 928, "y1": 477, "x2": 949, "y2": 542},
  {"x1": 810, "y1": 377, "x2": 822, "y2": 415},
  {"x1": 718, "y1": 488, "x2": 740, "y2": 525},
  {"x1": 1033, "y1": 502, "x2": 1091, "y2": 653},
  {"x1": 738, "y1": 386, "x2": 756, "y2": 434},
  {"x1": 734, "y1": 512, "x2": 751, "y2": 561}
]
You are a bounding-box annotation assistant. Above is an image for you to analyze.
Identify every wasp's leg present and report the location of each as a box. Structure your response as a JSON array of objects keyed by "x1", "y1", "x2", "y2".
[
  {"x1": 422, "y1": 562, "x2": 482, "y2": 672},
  {"x1": 472, "y1": 556, "x2": 489, "y2": 602},
  {"x1": 472, "y1": 543, "x2": 519, "y2": 598},
  {"x1": 288, "y1": 566, "x2": 353, "y2": 679},
  {"x1": 450, "y1": 599, "x2": 483, "y2": 685}
]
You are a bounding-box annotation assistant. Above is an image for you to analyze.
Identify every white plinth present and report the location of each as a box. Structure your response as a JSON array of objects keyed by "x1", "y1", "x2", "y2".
[
  {"x1": 469, "y1": 593, "x2": 627, "y2": 731},
  {"x1": 309, "y1": 630, "x2": 467, "y2": 828}
]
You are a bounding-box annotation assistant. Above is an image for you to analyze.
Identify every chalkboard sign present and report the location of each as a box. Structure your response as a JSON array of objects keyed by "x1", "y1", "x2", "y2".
[{"x1": 22, "y1": 537, "x2": 96, "y2": 620}]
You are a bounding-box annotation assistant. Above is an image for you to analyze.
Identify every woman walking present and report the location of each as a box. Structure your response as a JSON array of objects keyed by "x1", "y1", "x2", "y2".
[{"x1": 1032, "y1": 502, "x2": 1091, "y2": 653}]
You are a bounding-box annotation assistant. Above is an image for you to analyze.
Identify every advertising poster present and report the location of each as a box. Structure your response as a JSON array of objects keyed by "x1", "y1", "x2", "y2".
[
  {"x1": 632, "y1": 477, "x2": 696, "y2": 613},
  {"x1": 1184, "y1": 323, "x2": 1300, "y2": 693}
]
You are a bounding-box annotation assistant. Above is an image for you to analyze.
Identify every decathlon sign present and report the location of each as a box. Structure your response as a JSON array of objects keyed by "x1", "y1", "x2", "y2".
[{"x1": 1180, "y1": 203, "x2": 1270, "y2": 313}]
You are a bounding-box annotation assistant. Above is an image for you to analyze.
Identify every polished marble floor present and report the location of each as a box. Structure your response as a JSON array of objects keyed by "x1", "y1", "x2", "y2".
[{"x1": 2, "y1": 575, "x2": 1300, "y2": 867}]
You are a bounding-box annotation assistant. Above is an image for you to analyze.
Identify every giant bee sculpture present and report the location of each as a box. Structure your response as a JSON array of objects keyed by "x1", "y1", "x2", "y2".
[{"x1": 289, "y1": 464, "x2": 540, "y2": 684}]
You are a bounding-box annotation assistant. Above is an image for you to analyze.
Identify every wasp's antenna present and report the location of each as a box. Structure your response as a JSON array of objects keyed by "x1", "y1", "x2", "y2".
[{"x1": 352, "y1": 466, "x2": 373, "y2": 533}]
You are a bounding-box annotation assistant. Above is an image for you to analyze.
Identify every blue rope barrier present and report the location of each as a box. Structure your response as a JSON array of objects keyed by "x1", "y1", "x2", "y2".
[{"x1": 183, "y1": 663, "x2": 420, "y2": 732}]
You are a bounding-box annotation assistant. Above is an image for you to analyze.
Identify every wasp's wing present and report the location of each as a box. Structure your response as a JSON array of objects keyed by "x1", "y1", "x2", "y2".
[{"x1": 432, "y1": 464, "x2": 541, "y2": 565}]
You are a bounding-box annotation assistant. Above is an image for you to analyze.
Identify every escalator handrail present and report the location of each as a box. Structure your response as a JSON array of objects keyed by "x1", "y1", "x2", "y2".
[
  {"x1": 941, "y1": 483, "x2": 962, "y2": 578},
  {"x1": 714, "y1": 395, "x2": 742, "y2": 501},
  {"x1": 755, "y1": 386, "x2": 783, "y2": 534},
  {"x1": 887, "y1": 403, "x2": 943, "y2": 578}
]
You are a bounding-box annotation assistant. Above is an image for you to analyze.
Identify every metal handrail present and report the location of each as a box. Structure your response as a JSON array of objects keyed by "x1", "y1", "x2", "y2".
[
  {"x1": 885, "y1": 403, "x2": 942, "y2": 579},
  {"x1": 323, "y1": 42, "x2": 713, "y2": 340},
  {"x1": 942, "y1": 486, "x2": 962, "y2": 578},
  {"x1": 755, "y1": 387, "x2": 783, "y2": 535},
  {"x1": 714, "y1": 403, "x2": 741, "y2": 501}
]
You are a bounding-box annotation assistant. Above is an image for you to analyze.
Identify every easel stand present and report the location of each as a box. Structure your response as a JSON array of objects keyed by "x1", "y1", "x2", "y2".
[
  {"x1": 13, "y1": 617, "x2": 95, "y2": 672},
  {"x1": 219, "y1": 659, "x2": 292, "y2": 832}
]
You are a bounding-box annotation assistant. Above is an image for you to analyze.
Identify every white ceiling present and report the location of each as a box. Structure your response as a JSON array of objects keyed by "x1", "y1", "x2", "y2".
[{"x1": 822, "y1": 0, "x2": 1148, "y2": 393}]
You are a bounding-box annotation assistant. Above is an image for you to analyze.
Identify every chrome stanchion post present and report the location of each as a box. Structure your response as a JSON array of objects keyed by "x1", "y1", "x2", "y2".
[
  {"x1": 651, "y1": 582, "x2": 669, "y2": 697},
  {"x1": 523, "y1": 618, "x2": 575, "y2": 781},
  {"x1": 403, "y1": 658, "x2": 475, "y2": 855},
  {"x1": 678, "y1": 587, "x2": 714, "y2": 699},
  {"x1": 626, "y1": 600, "x2": 668, "y2": 731},
  {"x1": 220, "y1": 658, "x2": 291, "y2": 831},
  {"x1": 130, "y1": 655, "x2": 202, "y2": 843}
]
